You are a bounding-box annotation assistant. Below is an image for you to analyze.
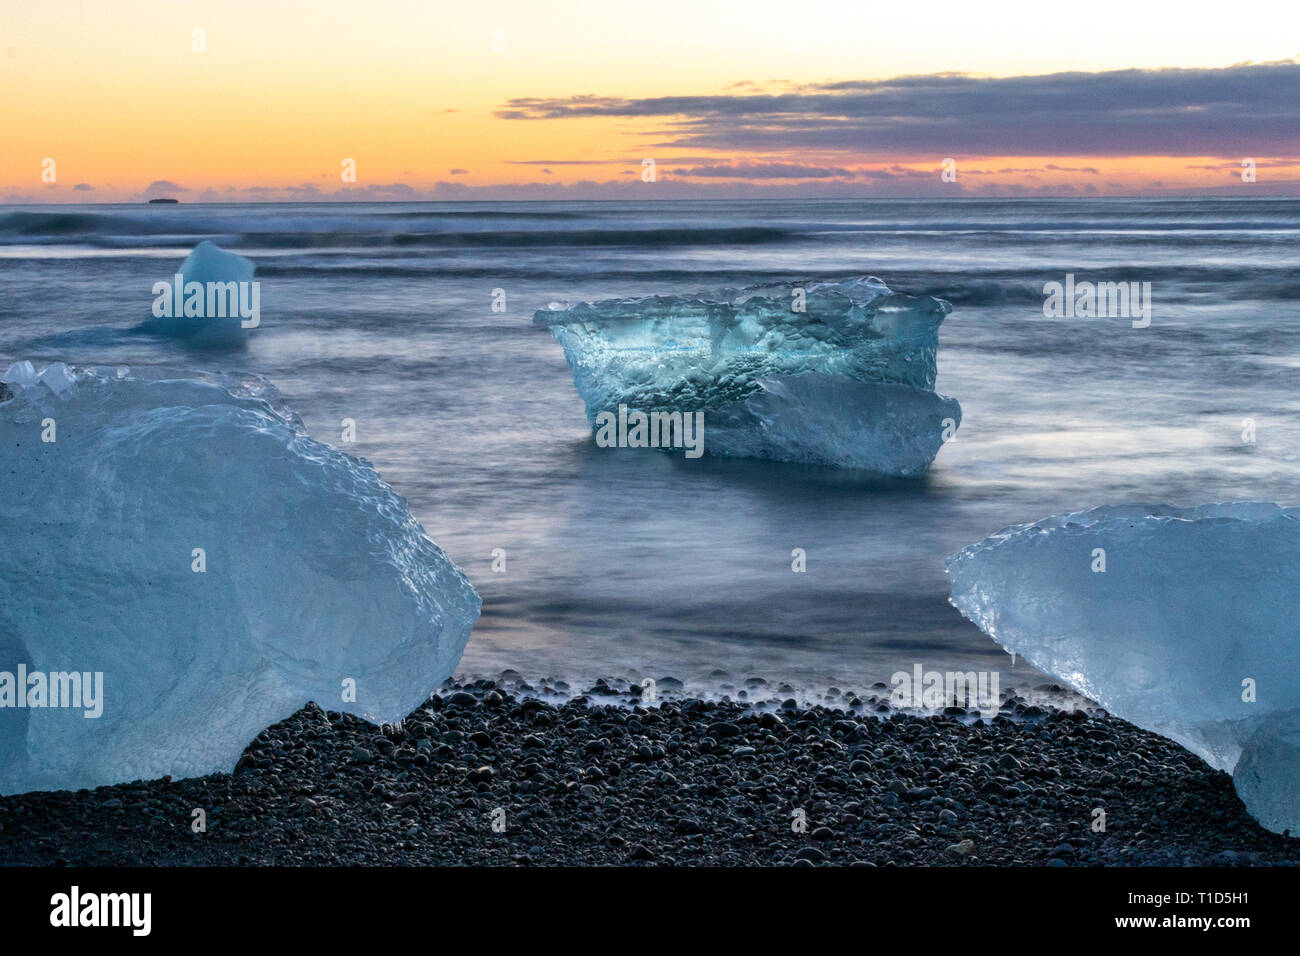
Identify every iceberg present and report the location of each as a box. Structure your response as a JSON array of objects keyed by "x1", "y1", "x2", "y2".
[
  {"x1": 534, "y1": 277, "x2": 960, "y2": 474},
  {"x1": 141, "y1": 240, "x2": 259, "y2": 348},
  {"x1": 947, "y1": 503, "x2": 1300, "y2": 834},
  {"x1": 0, "y1": 362, "x2": 480, "y2": 794}
]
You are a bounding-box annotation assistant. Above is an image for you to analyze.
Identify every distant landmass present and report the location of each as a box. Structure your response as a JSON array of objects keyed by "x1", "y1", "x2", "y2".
[{"x1": 147, "y1": 197, "x2": 179, "y2": 204}]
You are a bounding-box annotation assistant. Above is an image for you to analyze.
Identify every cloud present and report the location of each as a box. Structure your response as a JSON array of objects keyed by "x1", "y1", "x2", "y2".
[
  {"x1": 72, "y1": 183, "x2": 94, "y2": 191},
  {"x1": 676, "y1": 161, "x2": 856, "y2": 179},
  {"x1": 448, "y1": 168, "x2": 468, "y2": 175},
  {"x1": 1185, "y1": 157, "x2": 1300, "y2": 170},
  {"x1": 962, "y1": 163, "x2": 1099, "y2": 176},
  {"x1": 145, "y1": 180, "x2": 185, "y2": 192},
  {"x1": 495, "y1": 61, "x2": 1300, "y2": 157},
  {"x1": 44, "y1": 170, "x2": 1300, "y2": 204},
  {"x1": 857, "y1": 166, "x2": 933, "y2": 181},
  {"x1": 334, "y1": 182, "x2": 420, "y2": 200}
]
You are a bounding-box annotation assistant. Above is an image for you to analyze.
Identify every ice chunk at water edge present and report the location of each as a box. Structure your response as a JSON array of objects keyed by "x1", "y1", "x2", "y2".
[
  {"x1": 144, "y1": 240, "x2": 258, "y2": 347},
  {"x1": 0, "y1": 363, "x2": 481, "y2": 794},
  {"x1": 947, "y1": 503, "x2": 1300, "y2": 834},
  {"x1": 534, "y1": 276, "x2": 960, "y2": 474}
]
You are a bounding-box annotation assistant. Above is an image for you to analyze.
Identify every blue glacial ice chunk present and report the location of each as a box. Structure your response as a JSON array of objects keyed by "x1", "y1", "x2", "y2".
[
  {"x1": 2, "y1": 361, "x2": 38, "y2": 390},
  {"x1": 1234, "y1": 710, "x2": 1300, "y2": 836},
  {"x1": 534, "y1": 277, "x2": 960, "y2": 474},
  {"x1": 947, "y1": 503, "x2": 1300, "y2": 834},
  {"x1": 37, "y1": 362, "x2": 77, "y2": 398},
  {"x1": 0, "y1": 363, "x2": 480, "y2": 794},
  {"x1": 706, "y1": 373, "x2": 960, "y2": 475},
  {"x1": 143, "y1": 240, "x2": 258, "y2": 348}
]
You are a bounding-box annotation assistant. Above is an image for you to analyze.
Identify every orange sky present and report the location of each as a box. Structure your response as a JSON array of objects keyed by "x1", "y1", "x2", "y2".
[{"x1": 3, "y1": 1, "x2": 1299, "y2": 201}]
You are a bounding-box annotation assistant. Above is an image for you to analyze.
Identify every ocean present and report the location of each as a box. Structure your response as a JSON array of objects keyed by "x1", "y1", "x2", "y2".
[{"x1": 2, "y1": 198, "x2": 1297, "y2": 699}]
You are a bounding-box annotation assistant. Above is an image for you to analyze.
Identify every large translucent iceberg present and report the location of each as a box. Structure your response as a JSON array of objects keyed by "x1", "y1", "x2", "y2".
[
  {"x1": 534, "y1": 277, "x2": 960, "y2": 474},
  {"x1": 947, "y1": 503, "x2": 1300, "y2": 834},
  {"x1": 0, "y1": 362, "x2": 480, "y2": 794}
]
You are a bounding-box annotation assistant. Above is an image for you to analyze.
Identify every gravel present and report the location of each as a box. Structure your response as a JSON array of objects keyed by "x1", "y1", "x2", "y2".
[{"x1": 2, "y1": 679, "x2": 1297, "y2": 866}]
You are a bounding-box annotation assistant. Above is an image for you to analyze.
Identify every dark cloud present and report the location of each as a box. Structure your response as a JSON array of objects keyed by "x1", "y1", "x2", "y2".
[
  {"x1": 677, "y1": 161, "x2": 856, "y2": 179},
  {"x1": 72, "y1": 183, "x2": 94, "y2": 191},
  {"x1": 964, "y1": 163, "x2": 1099, "y2": 176},
  {"x1": 1044, "y1": 163, "x2": 1100, "y2": 174},
  {"x1": 507, "y1": 157, "x2": 713, "y2": 166},
  {"x1": 495, "y1": 62, "x2": 1300, "y2": 157},
  {"x1": 448, "y1": 168, "x2": 468, "y2": 175}
]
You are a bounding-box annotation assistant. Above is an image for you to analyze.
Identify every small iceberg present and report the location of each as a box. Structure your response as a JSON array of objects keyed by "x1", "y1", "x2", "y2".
[
  {"x1": 0, "y1": 362, "x2": 481, "y2": 794},
  {"x1": 534, "y1": 277, "x2": 960, "y2": 475},
  {"x1": 947, "y1": 503, "x2": 1300, "y2": 835},
  {"x1": 140, "y1": 240, "x2": 260, "y2": 348}
]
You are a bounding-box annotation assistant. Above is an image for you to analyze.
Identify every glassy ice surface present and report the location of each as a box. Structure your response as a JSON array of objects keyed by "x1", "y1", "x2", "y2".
[
  {"x1": 0, "y1": 363, "x2": 480, "y2": 794},
  {"x1": 705, "y1": 373, "x2": 961, "y2": 476},
  {"x1": 534, "y1": 277, "x2": 959, "y2": 474},
  {"x1": 948, "y1": 503, "x2": 1300, "y2": 833}
]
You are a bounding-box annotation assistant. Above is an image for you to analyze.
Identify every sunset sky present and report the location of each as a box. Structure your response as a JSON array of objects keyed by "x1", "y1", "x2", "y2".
[{"x1": 3, "y1": 0, "x2": 1299, "y2": 201}]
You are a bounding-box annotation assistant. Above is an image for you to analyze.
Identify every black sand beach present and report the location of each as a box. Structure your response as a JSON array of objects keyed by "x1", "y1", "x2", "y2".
[{"x1": 1, "y1": 679, "x2": 1296, "y2": 867}]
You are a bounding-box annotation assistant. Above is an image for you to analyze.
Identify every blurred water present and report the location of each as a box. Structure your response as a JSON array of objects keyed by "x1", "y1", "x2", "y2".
[{"x1": 2, "y1": 198, "x2": 1297, "y2": 696}]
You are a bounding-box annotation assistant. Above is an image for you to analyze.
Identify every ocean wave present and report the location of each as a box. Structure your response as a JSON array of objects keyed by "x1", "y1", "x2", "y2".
[
  {"x1": 0, "y1": 211, "x2": 798, "y2": 250},
  {"x1": 0, "y1": 211, "x2": 124, "y2": 235}
]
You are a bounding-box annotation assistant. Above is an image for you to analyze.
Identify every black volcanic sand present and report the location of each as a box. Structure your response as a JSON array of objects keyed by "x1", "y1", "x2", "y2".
[{"x1": 1, "y1": 679, "x2": 1297, "y2": 866}]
